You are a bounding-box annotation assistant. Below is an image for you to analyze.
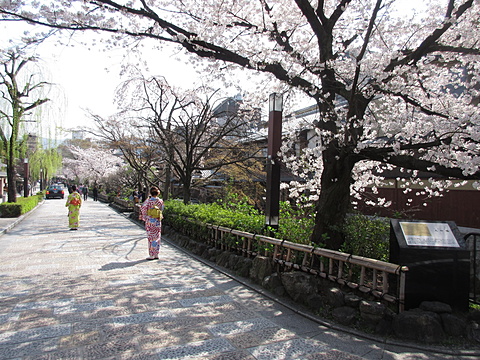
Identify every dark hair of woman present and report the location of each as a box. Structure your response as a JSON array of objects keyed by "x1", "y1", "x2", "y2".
[
  {"x1": 72, "y1": 185, "x2": 77, "y2": 191},
  {"x1": 150, "y1": 187, "x2": 159, "y2": 197}
]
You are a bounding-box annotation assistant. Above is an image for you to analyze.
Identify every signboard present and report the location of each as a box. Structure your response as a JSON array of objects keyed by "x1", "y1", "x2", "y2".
[
  {"x1": 390, "y1": 219, "x2": 469, "y2": 311},
  {"x1": 399, "y1": 221, "x2": 459, "y2": 247}
]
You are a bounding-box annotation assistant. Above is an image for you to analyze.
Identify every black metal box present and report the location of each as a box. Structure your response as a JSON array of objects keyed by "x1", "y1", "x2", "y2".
[{"x1": 390, "y1": 219, "x2": 469, "y2": 311}]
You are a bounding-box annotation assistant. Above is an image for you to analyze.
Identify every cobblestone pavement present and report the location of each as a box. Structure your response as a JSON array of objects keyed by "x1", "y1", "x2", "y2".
[{"x1": 0, "y1": 199, "x2": 477, "y2": 359}]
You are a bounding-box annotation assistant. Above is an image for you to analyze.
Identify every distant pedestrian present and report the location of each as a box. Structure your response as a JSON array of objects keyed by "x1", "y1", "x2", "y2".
[
  {"x1": 140, "y1": 186, "x2": 164, "y2": 260},
  {"x1": 133, "y1": 190, "x2": 140, "y2": 204},
  {"x1": 140, "y1": 188, "x2": 147, "y2": 202},
  {"x1": 82, "y1": 186, "x2": 88, "y2": 200},
  {"x1": 65, "y1": 185, "x2": 82, "y2": 230},
  {"x1": 93, "y1": 186, "x2": 98, "y2": 201}
]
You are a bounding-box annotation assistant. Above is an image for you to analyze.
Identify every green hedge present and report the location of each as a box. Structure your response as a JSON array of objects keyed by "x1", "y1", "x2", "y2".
[
  {"x1": 163, "y1": 199, "x2": 317, "y2": 244},
  {"x1": 163, "y1": 199, "x2": 390, "y2": 260},
  {"x1": 163, "y1": 200, "x2": 265, "y2": 235},
  {"x1": 340, "y1": 214, "x2": 390, "y2": 261},
  {"x1": 0, "y1": 195, "x2": 43, "y2": 218}
]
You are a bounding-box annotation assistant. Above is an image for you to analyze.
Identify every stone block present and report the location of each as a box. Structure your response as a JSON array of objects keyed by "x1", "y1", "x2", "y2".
[
  {"x1": 359, "y1": 301, "x2": 386, "y2": 323},
  {"x1": 236, "y1": 257, "x2": 253, "y2": 278},
  {"x1": 441, "y1": 313, "x2": 467, "y2": 337},
  {"x1": 262, "y1": 273, "x2": 285, "y2": 297},
  {"x1": 419, "y1": 301, "x2": 452, "y2": 314},
  {"x1": 306, "y1": 294, "x2": 323, "y2": 310},
  {"x1": 375, "y1": 318, "x2": 393, "y2": 335},
  {"x1": 467, "y1": 322, "x2": 480, "y2": 343},
  {"x1": 216, "y1": 252, "x2": 231, "y2": 268},
  {"x1": 280, "y1": 272, "x2": 315, "y2": 303},
  {"x1": 195, "y1": 243, "x2": 207, "y2": 255},
  {"x1": 393, "y1": 310, "x2": 444, "y2": 343},
  {"x1": 326, "y1": 288, "x2": 345, "y2": 308},
  {"x1": 344, "y1": 293, "x2": 361, "y2": 308},
  {"x1": 332, "y1": 307, "x2": 357, "y2": 326},
  {"x1": 250, "y1": 256, "x2": 274, "y2": 284},
  {"x1": 262, "y1": 273, "x2": 283, "y2": 290},
  {"x1": 469, "y1": 309, "x2": 480, "y2": 323},
  {"x1": 228, "y1": 254, "x2": 241, "y2": 269}
]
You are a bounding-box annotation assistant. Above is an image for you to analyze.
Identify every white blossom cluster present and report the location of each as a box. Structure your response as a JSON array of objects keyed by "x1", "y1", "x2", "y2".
[
  {"x1": 63, "y1": 145, "x2": 125, "y2": 183},
  {"x1": 1, "y1": 0, "x2": 478, "y2": 210}
]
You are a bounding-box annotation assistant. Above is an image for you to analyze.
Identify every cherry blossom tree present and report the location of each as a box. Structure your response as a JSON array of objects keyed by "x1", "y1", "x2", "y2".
[
  {"x1": 62, "y1": 145, "x2": 124, "y2": 186},
  {"x1": 2, "y1": 1, "x2": 479, "y2": 248}
]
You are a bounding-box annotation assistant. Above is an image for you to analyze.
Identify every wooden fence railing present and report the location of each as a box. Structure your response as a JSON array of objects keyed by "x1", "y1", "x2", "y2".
[
  {"x1": 164, "y1": 214, "x2": 409, "y2": 313},
  {"x1": 99, "y1": 194, "x2": 133, "y2": 211},
  {"x1": 97, "y1": 194, "x2": 110, "y2": 202}
]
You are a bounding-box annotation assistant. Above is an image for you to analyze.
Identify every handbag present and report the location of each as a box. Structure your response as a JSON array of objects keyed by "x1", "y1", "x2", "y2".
[{"x1": 147, "y1": 206, "x2": 163, "y2": 220}]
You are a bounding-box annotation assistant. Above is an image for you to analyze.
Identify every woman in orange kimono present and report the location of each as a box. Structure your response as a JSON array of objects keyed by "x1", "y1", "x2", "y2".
[
  {"x1": 65, "y1": 185, "x2": 82, "y2": 230},
  {"x1": 140, "y1": 186, "x2": 164, "y2": 260}
]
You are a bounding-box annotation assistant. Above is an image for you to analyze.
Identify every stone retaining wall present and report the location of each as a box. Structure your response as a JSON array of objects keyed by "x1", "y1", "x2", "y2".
[{"x1": 164, "y1": 226, "x2": 480, "y2": 346}]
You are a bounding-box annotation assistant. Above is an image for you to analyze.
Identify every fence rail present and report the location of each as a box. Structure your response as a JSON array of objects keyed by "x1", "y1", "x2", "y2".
[
  {"x1": 164, "y1": 214, "x2": 408, "y2": 312},
  {"x1": 99, "y1": 194, "x2": 133, "y2": 211}
]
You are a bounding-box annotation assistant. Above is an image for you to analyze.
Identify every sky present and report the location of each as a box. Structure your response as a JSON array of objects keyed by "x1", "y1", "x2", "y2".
[
  {"x1": 0, "y1": 22, "x2": 209, "y2": 138},
  {"x1": 39, "y1": 34, "x2": 209, "y2": 128}
]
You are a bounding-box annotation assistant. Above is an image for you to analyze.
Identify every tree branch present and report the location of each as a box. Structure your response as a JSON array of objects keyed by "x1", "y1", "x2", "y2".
[
  {"x1": 384, "y1": 0, "x2": 474, "y2": 72},
  {"x1": 363, "y1": 152, "x2": 480, "y2": 180}
]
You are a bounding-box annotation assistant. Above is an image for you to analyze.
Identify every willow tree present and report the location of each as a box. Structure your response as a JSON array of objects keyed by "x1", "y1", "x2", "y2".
[
  {"x1": 0, "y1": 51, "x2": 49, "y2": 202},
  {"x1": 2, "y1": 1, "x2": 478, "y2": 248},
  {"x1": 29, "y1": 144, "x2": 62, "y2": 191}
]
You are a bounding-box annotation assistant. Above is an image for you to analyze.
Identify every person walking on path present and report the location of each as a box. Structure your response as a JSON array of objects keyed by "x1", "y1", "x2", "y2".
[
  {"x1": 82, "y1": 185, "x2": 88, "y2": 201},
  {"x1": 140, "y1": 186, "x2": 164, "y2": 260},
  {"x1": 65, "y1": 185, "x2": 82, "y2": 230},
  {"x1": 140, "y1": 187, "x2": 147, "y2": 202}
]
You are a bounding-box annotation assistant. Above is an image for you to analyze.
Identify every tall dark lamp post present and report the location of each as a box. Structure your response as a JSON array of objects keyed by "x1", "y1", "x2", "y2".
[
  {"x1": 23, "y1": 158, "x2": 29, "y2": 197},
  {"x1": 265, "y1": 93, "x2": 283, "y2": 234},
  {"x1": 40, "y1": 168, "x2": 44, "y2": 191}
]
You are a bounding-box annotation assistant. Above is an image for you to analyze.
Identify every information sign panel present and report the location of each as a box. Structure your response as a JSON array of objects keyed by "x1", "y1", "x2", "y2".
[
  {"x1": 399, "y1": 221, "x2": 459, "y2": 247},
  {"x1": 389, "y1": 219, "x2": 469, "y2": 311}
]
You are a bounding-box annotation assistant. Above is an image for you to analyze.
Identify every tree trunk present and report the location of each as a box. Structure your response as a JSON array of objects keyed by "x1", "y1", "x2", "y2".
[
  {"x1": 182, "y1": 184, "x2": 191, "y2": 204},
  {"x1": 310, "y1": 146, "x2": 355, "y2": 250},
  {"x1": 163, "y1": 163, "x2": 171, "y2": 201},
  {"x1": 6, "y1": 166, "x2": 16, "y2": 203},
  {"x1": 6, "y1": 136, "x2": 16, "y2": 203},
  {"x1": 182, "y1": 168, "x2": 192, "y2": 204}
]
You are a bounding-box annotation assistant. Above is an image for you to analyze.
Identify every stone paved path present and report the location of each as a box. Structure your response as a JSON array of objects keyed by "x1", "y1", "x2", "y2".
[{"x1": 0, "y1": 199, "x2": 477, "y2": 359}]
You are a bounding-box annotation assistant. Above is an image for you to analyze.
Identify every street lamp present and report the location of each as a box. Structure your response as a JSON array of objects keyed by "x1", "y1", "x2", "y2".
[
  {"x1": 23, "y1": 158, "x2": 29, "y2": 197},
  {"x1": 265, "y1": 93, "x2": 283, "y2": 234},
  {"x1": 269, "y1": 92, "x2": 283, "y2": 112},
  {"x1": 40, "y1": 168, "x2": 44, "y2": 191}
]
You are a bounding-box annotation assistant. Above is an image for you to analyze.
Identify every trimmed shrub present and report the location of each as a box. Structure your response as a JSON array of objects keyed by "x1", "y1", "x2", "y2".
[
  {"x1": 276, "y1": 201, "x2": 315, "y2": 245},
  {"x1": 164, "y1": 200, "x2": 265, "y2": 235},
  {"x1": 340, "y1": 214, "x2": 390, "y2": 261},
  {"x1": 0, "y1": 195, "x2": 43, "y2": 218}
]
